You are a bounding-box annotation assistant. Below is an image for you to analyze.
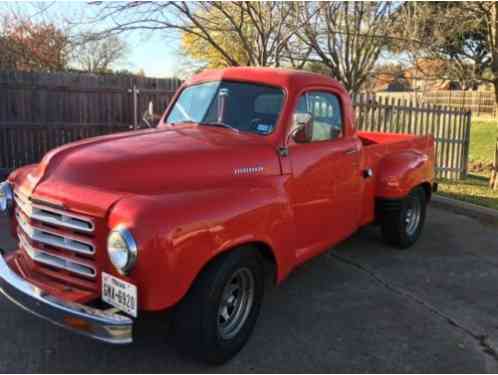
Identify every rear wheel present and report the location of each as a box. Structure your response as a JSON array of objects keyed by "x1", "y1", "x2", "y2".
[
  {"x1": 380, "y1": 186, "x2": 426, "y2": 249},
  {"x1": 172, "y1": 247, "x2": 264, "y2": 365}
]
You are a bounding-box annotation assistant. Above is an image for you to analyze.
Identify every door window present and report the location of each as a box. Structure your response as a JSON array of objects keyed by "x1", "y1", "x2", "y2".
[{"x1": 292, "y1": 91, "x2": 343, "y2": 141}]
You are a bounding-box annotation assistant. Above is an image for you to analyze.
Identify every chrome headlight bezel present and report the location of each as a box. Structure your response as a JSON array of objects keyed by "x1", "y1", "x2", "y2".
[
  {"x1": 107, "y1": 226, "x2": 138, "y2": 275},
  {"x1": 0, "y1": 181, "x2": 13, "y2": 216}
]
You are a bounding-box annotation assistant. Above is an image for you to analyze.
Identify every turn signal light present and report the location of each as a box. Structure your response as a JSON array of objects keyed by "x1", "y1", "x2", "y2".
[{"x1": 63, "y1": 316, "x2": 93, "y2": 333}]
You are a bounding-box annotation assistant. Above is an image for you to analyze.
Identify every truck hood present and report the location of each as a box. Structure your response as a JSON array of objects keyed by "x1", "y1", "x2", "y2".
[{"x1": 16, "y1": 125, "x2": 281, "y2": 217}]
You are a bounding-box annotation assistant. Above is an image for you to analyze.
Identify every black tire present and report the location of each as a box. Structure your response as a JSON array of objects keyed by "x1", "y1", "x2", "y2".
[
  {"x1": 381, "y1": 186, "x2": 426, "y2": 249},
  {"x1": 172, "y1": 247, "x2": 264, "y2": 365}
]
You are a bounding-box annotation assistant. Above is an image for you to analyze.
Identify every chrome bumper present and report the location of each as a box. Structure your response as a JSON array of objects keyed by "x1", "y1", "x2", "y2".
[{"x1": 0, "y1": 252, "x2": 133, "y2": 344}]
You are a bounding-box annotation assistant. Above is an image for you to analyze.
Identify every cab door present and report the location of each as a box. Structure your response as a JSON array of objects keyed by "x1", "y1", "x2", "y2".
[{"x1": 287, "y1": 91, "x2": 362, "y2": 261}]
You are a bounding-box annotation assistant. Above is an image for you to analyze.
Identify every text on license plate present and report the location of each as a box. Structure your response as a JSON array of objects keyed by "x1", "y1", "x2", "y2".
[{"x1": 102, "y1": 272, "x2": 138, "y2": 318}]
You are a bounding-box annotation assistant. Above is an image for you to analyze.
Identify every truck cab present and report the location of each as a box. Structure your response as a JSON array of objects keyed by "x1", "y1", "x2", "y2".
[{"x1": 0, "y1": 67, "x2": 434, "y2": 364}]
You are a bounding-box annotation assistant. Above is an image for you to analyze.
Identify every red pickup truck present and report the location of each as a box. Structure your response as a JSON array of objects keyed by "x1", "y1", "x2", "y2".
[{"x1": 0, "y1": 67, "x2": 434, "y2": 364}]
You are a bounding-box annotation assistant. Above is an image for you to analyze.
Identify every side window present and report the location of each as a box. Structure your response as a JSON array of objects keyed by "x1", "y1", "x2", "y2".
[
  {"x1": 291, "y1": 91, "x2": 343, "y2": 142},
  {"x1": 290, "y1": 95, "x2": 308, "y2": 133},
  {"x1": 308, "y1": 91, "x2": 343, "y2": 141}
]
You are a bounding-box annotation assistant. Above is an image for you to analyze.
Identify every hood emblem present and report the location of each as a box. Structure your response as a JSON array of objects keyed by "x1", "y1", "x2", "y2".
[{"x1": 234, "y1": 166, "x2": 264, "y2": 176}]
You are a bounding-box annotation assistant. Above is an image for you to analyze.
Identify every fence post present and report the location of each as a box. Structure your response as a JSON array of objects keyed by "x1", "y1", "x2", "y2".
[
  {"x1": 462, "y1": 110, "x2": 472, "y2": 178},
  {"x1": 407, "y1": 99, "x2": 413, "y2": 133},
  {"x1": 395, "y1": 98, "x2": 402, "y2": 132},
  {"x1": 134, "y1": 85, "x2": 140, "y2": 130},
  {"x1": 459, "y1": 109, "x2": 465, "y2": 179},
  {"x1": 128, "y1": 84, "x2": 140, "y2": 130},
  {"x1": 477, "y1": 92, "x2": 482, "y2": 117}
]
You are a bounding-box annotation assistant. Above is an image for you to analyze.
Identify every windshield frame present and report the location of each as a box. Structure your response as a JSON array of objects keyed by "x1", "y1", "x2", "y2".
[{"x1": 163, "y1": 79, "x2": 287, "y2": 136}]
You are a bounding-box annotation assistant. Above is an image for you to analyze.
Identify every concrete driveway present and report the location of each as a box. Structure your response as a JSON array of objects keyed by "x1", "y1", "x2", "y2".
[{"x1": 1, "y1": 205, "x2": 498, "y2": 373}]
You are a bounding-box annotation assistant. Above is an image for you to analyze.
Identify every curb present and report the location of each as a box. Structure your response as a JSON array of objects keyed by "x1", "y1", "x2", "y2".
[{"x1": 432, "y1": 194, "x2": 498, "y2": 226}]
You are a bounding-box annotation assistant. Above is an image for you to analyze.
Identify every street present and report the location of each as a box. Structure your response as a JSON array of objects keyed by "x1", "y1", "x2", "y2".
[{"x1": 1, "y1": 205, "x2": 497, "y2": 372}]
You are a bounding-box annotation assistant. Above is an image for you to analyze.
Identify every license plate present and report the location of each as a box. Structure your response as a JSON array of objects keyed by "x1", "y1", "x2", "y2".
[{"x1": 102, "y1": 272, "x2": 137, "y2": 318}]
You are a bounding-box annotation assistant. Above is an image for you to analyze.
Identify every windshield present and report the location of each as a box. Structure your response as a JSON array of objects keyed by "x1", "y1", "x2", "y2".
[{"x1": 165, "y1": 81, "x2": 284, "y2": 135}]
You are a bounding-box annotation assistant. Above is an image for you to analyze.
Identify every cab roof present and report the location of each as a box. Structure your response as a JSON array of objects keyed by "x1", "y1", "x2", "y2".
[{"x1": 186, "y1": 67, "x2": 345, "y2": 93}]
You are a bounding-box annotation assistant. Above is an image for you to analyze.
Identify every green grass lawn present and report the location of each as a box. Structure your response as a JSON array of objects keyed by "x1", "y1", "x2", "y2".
[
  {"x1": 437, "y1": 174, "x2": 498, "y2": 210},
  {"x1": 468, "y1": 119, "x2": 497, "y2": 172},
  {"x1": 437, "y1": 118, "x2": 498, "y2": 209}
]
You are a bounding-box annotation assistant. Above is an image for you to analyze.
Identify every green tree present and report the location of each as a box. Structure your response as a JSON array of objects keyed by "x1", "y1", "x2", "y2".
[
  {"x1": 397, "y1": 2, "x2": 498, "y2": 188},
  {"x1": 180, "y1": 5, "x2": 252, "y2": 68}
]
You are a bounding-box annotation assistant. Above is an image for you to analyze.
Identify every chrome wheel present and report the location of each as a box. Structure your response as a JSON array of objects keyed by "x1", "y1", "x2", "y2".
[
  {"x1": 217, "y1": 267, "x2": 255, "y2": 340},
  {"x1": 405, "y1": 194, "x2": 422, "y2": 236}
]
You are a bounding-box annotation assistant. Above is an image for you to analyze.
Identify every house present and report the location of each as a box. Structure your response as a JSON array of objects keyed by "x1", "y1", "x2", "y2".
[{"x1": 371, "y1": 59, "x2": 464, "y2": 93}]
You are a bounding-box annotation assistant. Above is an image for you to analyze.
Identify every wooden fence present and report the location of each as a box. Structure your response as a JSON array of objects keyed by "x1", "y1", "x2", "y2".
[
  {"x1": 422, "y1": 90, "x2": 495, "y2": 118},
  {"x1": 354, "y1": 94, "x2": 472, "y2": 180},
  {"x1": 376, "y1": 90, "x2": 496, "y2": 118},
  {"x1": 0, "y1": 70, "x2": 181, "y2": 169},
  {"x1": 0, "y1": 123, "x2": 130, "y2": 169},
  {"x1": 0, "y1": 71, "x2": 471, "y2": 181}
]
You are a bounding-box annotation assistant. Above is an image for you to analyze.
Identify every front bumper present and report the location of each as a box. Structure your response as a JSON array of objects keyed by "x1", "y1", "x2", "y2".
[{"x1": 0, "y1": 251, "x2": 133, "y2": 344}]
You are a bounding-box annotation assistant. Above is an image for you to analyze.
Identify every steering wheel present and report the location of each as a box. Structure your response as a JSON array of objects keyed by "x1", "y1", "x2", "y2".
[{"x1": 330, "y1": 123, "x2": 342, "y2": 139}]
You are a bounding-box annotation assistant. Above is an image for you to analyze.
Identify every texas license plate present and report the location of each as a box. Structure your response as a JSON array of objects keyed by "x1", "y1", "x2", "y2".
[{"x1": 102, "y1": 272, "x2": 137, "y2": 317}]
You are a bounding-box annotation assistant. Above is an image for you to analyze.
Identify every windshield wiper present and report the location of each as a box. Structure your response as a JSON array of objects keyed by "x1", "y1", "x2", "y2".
[{"x1": 200, "y1": 122, "x2": 240, "y2": 133}]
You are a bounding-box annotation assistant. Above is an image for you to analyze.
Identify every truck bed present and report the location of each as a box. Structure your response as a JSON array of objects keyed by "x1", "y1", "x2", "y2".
[
  {"x1": 358, "y1": 131, "x2": 434, "y2": 157},
  {"x1": 358, "y1": 131, "x2": 429, "y2": 147},
  {"x1": 357, "y1": 131, "x2": 435, "y2": 226}
]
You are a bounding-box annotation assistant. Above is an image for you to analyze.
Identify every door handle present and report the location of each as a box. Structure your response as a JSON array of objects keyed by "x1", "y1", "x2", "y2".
[{"x1": 345, "y1": 147, "x2": 359, "y2": 155}]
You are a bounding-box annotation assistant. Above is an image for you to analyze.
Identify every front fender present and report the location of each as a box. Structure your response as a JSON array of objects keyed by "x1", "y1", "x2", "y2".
[
  {"x1": 107, "y1": 178, "x2": 295, "y2": 311},
  {"x1": 376, "y1": 150, "x2": 433, "y2": 199}
]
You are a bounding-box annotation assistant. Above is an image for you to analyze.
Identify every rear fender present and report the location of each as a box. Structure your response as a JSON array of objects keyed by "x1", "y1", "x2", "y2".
[{"x1": 375, "y1": 150, "x2": 433, "y2": 199}]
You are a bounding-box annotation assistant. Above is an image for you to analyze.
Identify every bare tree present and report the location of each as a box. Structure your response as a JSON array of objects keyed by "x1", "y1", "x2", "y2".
[
  {"x1": 73, "y1": 34, "x2": 128, "y2": 73},
  {"x1": 91, "y1": 1, "x2": 314, "y2": 69},
  {"x1": 299, "y1": 2, "x2": 398, "y2": 95}
]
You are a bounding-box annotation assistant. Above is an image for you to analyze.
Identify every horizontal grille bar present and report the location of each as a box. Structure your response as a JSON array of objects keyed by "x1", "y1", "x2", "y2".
[
  {"x1": 16, "y1": 211, "x2": 95, "y2": 255},
  {"x1": 19, "y1": 233, "x2": 96, "y2": 279},
  {"x1": 14, "y1": 191, "x2": 94, "y2": 233}
]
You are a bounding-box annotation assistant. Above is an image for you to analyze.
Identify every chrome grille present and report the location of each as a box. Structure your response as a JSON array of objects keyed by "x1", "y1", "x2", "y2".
[
  {"x1": 14, "y1": 190, "x2": 97, "y2": 280},
  {"x1": 15, "y1": 191, "x2": 94, "y2": 233},
  {"x1": 16, "y1": 211, "x2": 95, "y2": 255},
  {"x1": 19, "y1": 233, "x2": 96, "y2": 278}
]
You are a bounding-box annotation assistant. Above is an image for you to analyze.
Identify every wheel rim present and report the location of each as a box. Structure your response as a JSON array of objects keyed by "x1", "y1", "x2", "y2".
[
  {"x1": 405, "y1": 194, "x2": 421, "y2": 236},
  {"x1": 217, "y1": 267, "x2": 255, "y2": 340}
]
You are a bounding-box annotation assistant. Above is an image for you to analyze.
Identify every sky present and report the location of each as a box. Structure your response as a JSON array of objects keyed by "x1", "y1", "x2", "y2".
[
  {"x1": 1, "y1": 1, "x2": 184, "y2": 78},
  {"x1": 117, "y1": 31, "x2": 182, "y2": 78}
]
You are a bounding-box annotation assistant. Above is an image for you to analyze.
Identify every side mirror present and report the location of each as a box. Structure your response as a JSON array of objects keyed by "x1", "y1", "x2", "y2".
[
  {"x1": 142, "y1": 101, "x2": 154, "y2": 128},
  {"x1": 291, "y1": 113, "x2": 314, "y2": 143}
]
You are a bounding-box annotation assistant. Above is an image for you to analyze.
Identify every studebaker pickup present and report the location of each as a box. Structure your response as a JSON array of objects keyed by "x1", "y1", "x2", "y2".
[{"x1": 0, "y1": 67, "x2": 434, "y2": 364}]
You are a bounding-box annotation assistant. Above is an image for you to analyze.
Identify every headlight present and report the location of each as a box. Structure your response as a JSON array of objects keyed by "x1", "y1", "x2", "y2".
[
  {"x1": 0, "y1": 181, "x2": 13, "y2": 216},
  {"x1": 107, "y1": 226, "x2": 138, "y2": 275}
]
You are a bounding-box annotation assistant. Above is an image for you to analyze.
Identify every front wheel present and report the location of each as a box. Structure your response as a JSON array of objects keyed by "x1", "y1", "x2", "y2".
[
  {"x1": 172, "y1": 247, "x2": 264, "y2": 365},
  {"x1": 380, "y1": 186, "x2": 427, "y2": 249}
]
